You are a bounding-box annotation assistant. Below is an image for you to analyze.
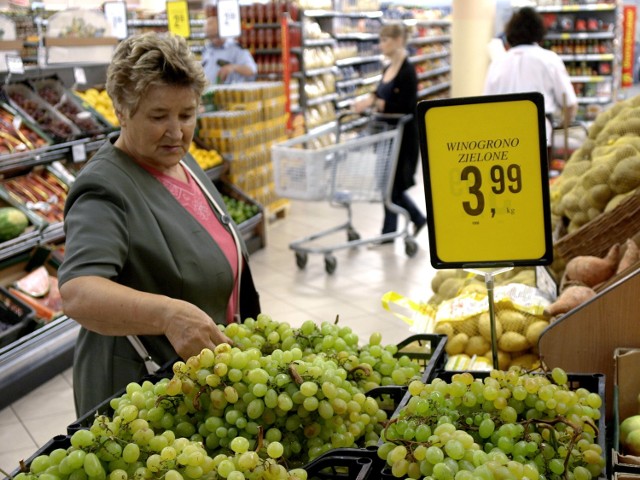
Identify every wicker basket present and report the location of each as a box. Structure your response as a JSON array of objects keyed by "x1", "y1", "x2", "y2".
[{"x1": 554, "y1": 190, "x2": 640, "y2": 261}]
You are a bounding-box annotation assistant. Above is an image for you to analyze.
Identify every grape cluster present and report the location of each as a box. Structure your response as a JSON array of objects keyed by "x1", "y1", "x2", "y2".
[
  {"x1": 378, "y1": 367, "x2": 605, "y2": 479},
  {"x1": 220, "y1": 315, "x2": 424, "y2": 392},
  {"x1": 12, "y1": 314, "x2": 436, "y2": 480}
]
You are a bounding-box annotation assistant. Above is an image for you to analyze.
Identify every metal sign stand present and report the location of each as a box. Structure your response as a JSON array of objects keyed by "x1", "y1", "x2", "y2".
[{"x1": 464, "y1": 266, "x2": 513, "y2": 369}]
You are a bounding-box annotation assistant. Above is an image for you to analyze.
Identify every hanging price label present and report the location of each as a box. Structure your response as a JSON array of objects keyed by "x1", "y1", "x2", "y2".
[
  {"x1": 217, "y1": 0, "x2": 241, "y2": 38},
  {"x1": 416, "y1": 92, "x2": 553, "y2": 269},
  {"x1": 6, "y1": 55, "x2": 24, "y2": 75},
  {"x1": 166, "y1": 0, "x2": 191, "y2": 38},
  {"x1": 104, "y1": 1, "x2": 128, "y2": 40},
  {"x1": 74, "y1": 67, "x2": 87, "y2": 85},
  {"x1": 72, "y1": 143, "x2": 87, "y2": 163}
]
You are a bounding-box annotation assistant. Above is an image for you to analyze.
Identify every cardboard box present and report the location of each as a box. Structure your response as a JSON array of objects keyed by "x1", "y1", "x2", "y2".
[
  {"x1": 615, "y1": 474, "x2": 640, "y2": 479},
  {"x1": 614, "y1": 348, "x2": 640, "y2": 472}
]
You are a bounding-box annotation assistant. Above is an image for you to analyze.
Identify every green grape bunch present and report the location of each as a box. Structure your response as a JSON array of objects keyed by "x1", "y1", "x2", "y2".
[
  {"x1": 219, "y1": 314, "x2": 424, "y2": 392},
  {"x1": 378, "y1": 367, "x2": 605, "y2": 480}
]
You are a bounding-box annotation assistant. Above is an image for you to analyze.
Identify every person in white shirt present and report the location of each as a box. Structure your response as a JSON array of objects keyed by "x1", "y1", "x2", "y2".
[
  {"x1": 483, "y1": 7, "x2": 578, "y2": 146},
  {"x1": 201, "y1": 16, "x2": 257, "y2": 84}
]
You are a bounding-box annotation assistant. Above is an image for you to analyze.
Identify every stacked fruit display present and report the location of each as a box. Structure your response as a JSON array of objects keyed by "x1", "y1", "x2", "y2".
[
  {"x1": 378, "y1": 368, "x2": 605, "y2": 479},
  {"x1": 10, "y1": 315, "x2": 606, "y2": 480},
  {"x1": 0, "y1": 168, "x2": 69, "y2": 225},
  {"x1": 222, "y1": 194, "x2": 260, "y2": 225},
  {"x1": 549, "y1": 94, "x2": 640, "y2": 235},
  {"x1": 188, "y1": 142, "x2": 223, "y2": 171},
  {"x1": 5, "y1": 84, "x2": 80, "y2": 142},
  {"x1": 33, "y1": 79, "x2": 110, "y2": 136},
  {"x1": 74, "y1": 88, "x2": 119, "y2": 127},
  {"x1": 11, "y1": 314, "x2": 431, "y2": 480},
  {"x1": 0, "y1": 104, "x2": 51, "y2": 154}
]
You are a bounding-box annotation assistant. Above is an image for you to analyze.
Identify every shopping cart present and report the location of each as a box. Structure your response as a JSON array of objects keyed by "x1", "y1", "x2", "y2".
[{"x1": 271, "y1": 112, "x2": 419, "y2": 274}]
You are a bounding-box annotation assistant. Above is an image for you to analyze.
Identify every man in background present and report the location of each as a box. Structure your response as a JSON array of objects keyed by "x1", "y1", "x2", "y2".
[{"x1": 202, "y1": 16, "x2": 257, "y2": 84}]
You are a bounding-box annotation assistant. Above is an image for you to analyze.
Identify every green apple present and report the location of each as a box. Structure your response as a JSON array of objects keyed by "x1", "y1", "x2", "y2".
[{"x1": 620, "y1": 414, "x2": 640, "y2": 445}]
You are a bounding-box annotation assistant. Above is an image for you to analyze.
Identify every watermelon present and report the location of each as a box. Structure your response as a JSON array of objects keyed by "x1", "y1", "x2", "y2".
[{"x1": 0, "y1": 207, "x2": 29, "y2": 241}]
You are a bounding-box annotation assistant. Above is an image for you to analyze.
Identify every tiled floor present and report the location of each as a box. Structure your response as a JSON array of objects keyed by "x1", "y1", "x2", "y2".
[{"x1": 0, "y1": 185, "x2": 436, "y2": 476}]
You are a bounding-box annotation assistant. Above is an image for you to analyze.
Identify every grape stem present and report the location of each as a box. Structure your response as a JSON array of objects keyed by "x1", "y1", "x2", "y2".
[
  {"x1": 525, "y1": 415, "x2": 596, "y2": 479},
  {"x1": 288, "y1": 363, "x2": 304, "y2": 385},
  {"x1": 193, "y1": 385, "x2": 209, "y2": 411}
]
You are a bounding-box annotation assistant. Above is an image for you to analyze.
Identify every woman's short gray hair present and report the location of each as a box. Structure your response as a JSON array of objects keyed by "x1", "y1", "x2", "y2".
[{"x1": 106, "y1": 32, "x2": 207, "y2": 116}]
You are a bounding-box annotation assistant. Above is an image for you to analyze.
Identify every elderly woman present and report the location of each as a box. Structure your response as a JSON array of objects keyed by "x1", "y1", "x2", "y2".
[{"x1": 59, "y1": 33, "x2": 260, "y2": 416}]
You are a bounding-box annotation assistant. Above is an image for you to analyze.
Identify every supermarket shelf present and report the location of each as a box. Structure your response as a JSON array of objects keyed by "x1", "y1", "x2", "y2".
[
  {"x1": 536, "y1": 3, "x2": 616, "y2": 12},
  {"x1": 558, "y1": 53, "x2": 615, "y2": 61},
  {"x1": 306, "y1": 93, "x2": 339, "y2": 107},
  {"x1": 252, "y1": 47, "x2": 282, "y2": 55},
  {"x1": 303, "y1": 10, "x2": 383, "y2": 19},
  {"x1": 307, "y1": 120, "x2": 338, "y2": 136},
  {"x1": 334, "y1": 32, "x2": 380, "y2": 41},
  {"x1": 577, "y1": 96, "x2": 612, "y2": 104},
  {"x1": 127, "y1": 18, "x2": 206, "y2": 27},
  {"x1": 417, "y1": 65, "x2": 451, "y2": 80},
  {"x1": 300, "y1": 65, "x2": 335, "y2": 77},
  {"x1": 205, "y1": 163, "x2": 227, "y2": 181},
  {"x1": 340, "y1": 115, "x2": 369, "y2": 132},
  {"x1": 545, "y1": 31, "x2": 616, "y2": 40},
  {"x1": 299, "y1": 38, "x2": 336, "y2": 48},
  {"x1": 569, "y1": 75, "x2": 614, "y2": 82},
  {"x1": 409, "y1": 34, "x2": 451, "y2": 45},
  {"x1": 387, "y1": 18, "x2": 451, "y2": 27},
  {"x1": 242, "y1": 22, "x2": 280, "y2": 29},
  {"x1": 418, "y1": 81, "x2": 451, "y2": 97},
  {"x1": 0, "y1": 137, "x2": 107, "y2": 175},
  {"x1": 336, "y1": 74, "x2": 381, "y2": 88},
  {"x1": 410, "y1": 50, "x2": 449, "y2": 63},
  {"x1": 335, "y1": 54, "x2": 383, "y2": 67}
]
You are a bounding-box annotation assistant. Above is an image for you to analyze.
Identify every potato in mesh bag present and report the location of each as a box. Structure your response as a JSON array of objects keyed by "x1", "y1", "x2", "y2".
[{"x1": 609, "y1": 155, "x2": 640, "y2": 194}]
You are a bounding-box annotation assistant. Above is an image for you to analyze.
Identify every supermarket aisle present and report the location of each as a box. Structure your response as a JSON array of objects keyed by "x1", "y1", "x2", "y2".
[{"x1": 0, "y1": 185, "x2": 435, "y2": 475}]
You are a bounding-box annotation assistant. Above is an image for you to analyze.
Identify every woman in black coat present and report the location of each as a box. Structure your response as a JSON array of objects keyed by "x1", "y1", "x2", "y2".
[{"x1": 355, "y1": 23, "x2": 426, "y2": 241}]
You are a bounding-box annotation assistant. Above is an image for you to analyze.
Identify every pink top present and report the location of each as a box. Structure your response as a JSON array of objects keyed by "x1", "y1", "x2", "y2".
[{"x1": 143, "y1": 164, "x2": 239, "y2": 323}]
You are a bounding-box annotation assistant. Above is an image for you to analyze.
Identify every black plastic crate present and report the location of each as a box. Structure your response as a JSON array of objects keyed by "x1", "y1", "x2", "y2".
[
  {"x1": 0, "y1": 286, "x2": 35, "y2": 349},
  {"x1": 394, "y1": 333, "x2": 447, "y2": 382},
  {"x1": 365, "y1": 385, "x2": 408, "y2": 420},
  {"x1": 304, "y1": 447, "x2": 382, "y2": 480},
  {"x1": 6, "y1": 434, "x2": 70, "y2": 479}
]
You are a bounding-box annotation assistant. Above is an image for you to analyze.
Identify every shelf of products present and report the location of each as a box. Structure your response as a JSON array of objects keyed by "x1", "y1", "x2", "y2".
[{"x1": 536, "y1": 0, "x2": 620, "y2": 121}]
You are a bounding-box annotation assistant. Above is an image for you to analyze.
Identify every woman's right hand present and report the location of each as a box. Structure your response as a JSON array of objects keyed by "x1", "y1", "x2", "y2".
[{"x1": 163, "y1": 298, "x2": 233, "y2": 360}]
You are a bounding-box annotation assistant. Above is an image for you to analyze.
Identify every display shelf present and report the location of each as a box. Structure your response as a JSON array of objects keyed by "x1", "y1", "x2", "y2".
[
  {"x1": 335, "y1": 54, "x2": 383, "y2": 67},
  {"x1": 336, "y1": 74, "x2": 381, "y2": 88},
  {"x1": 418, "y1": 81, "x2": 450, "y2": 98},
  {"x1": 417, "y1": 65, "x2": 451, "y2": 80},
  {"x1": 536, "y1": 3, "x2": 616, "y2": 12},
  {"x1": 538, "y1": 266, "x2": 640, "y2": 422},
  {"x1": 546, "y1": 32, "x2": 616, "y2": 40},
  {"x1": 559, "y1": 53, "x2": 615, "y2": 61},
  {"x1": 536, "y1": 0, "x2": 620, "y2": 120},
  {"x1": 410, "y1": 50, "x2": 449, "y2": 63},
  {"x1": 0, "y1": 315, "x2": 78, "y2": 411},
  {"x1": 334, "y1": 32, "x2": 379, "y2": 41},
  {"x1": 408, "y1": 34, "x2": 451, "y2": 45}
]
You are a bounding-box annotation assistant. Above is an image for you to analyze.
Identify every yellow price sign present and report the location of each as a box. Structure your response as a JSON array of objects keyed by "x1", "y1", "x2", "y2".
[
  {"x1": 166, "y1": 0, "x2": 191, "y2": 38},
  {"x1": 417, "y1": 93, "x2": 552, "y2": 268}
]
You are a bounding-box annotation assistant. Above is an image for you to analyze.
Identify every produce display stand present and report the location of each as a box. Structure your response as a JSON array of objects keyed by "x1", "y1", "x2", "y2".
[
  {"x1": 613, "y1": 348, "x2": 640, "y2": 475},
  {"x1": 538, "y1": 256, "x2": 640, "y2": 423}
]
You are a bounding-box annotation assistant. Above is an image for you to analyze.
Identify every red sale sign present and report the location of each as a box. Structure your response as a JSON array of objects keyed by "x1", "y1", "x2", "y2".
[{"x1": 622, "y1": 6, "x2": 636, "y2": 88}]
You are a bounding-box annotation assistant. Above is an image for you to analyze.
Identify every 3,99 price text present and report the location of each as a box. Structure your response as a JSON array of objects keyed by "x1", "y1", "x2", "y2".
[{"x1": 461, "y1": 164, "x2": 522, "y2": 216}]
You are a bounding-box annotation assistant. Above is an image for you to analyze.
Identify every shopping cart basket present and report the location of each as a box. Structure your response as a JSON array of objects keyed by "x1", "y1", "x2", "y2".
[{"x1": 271, "y1": 112, "x2": 419, "y2": 274}]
